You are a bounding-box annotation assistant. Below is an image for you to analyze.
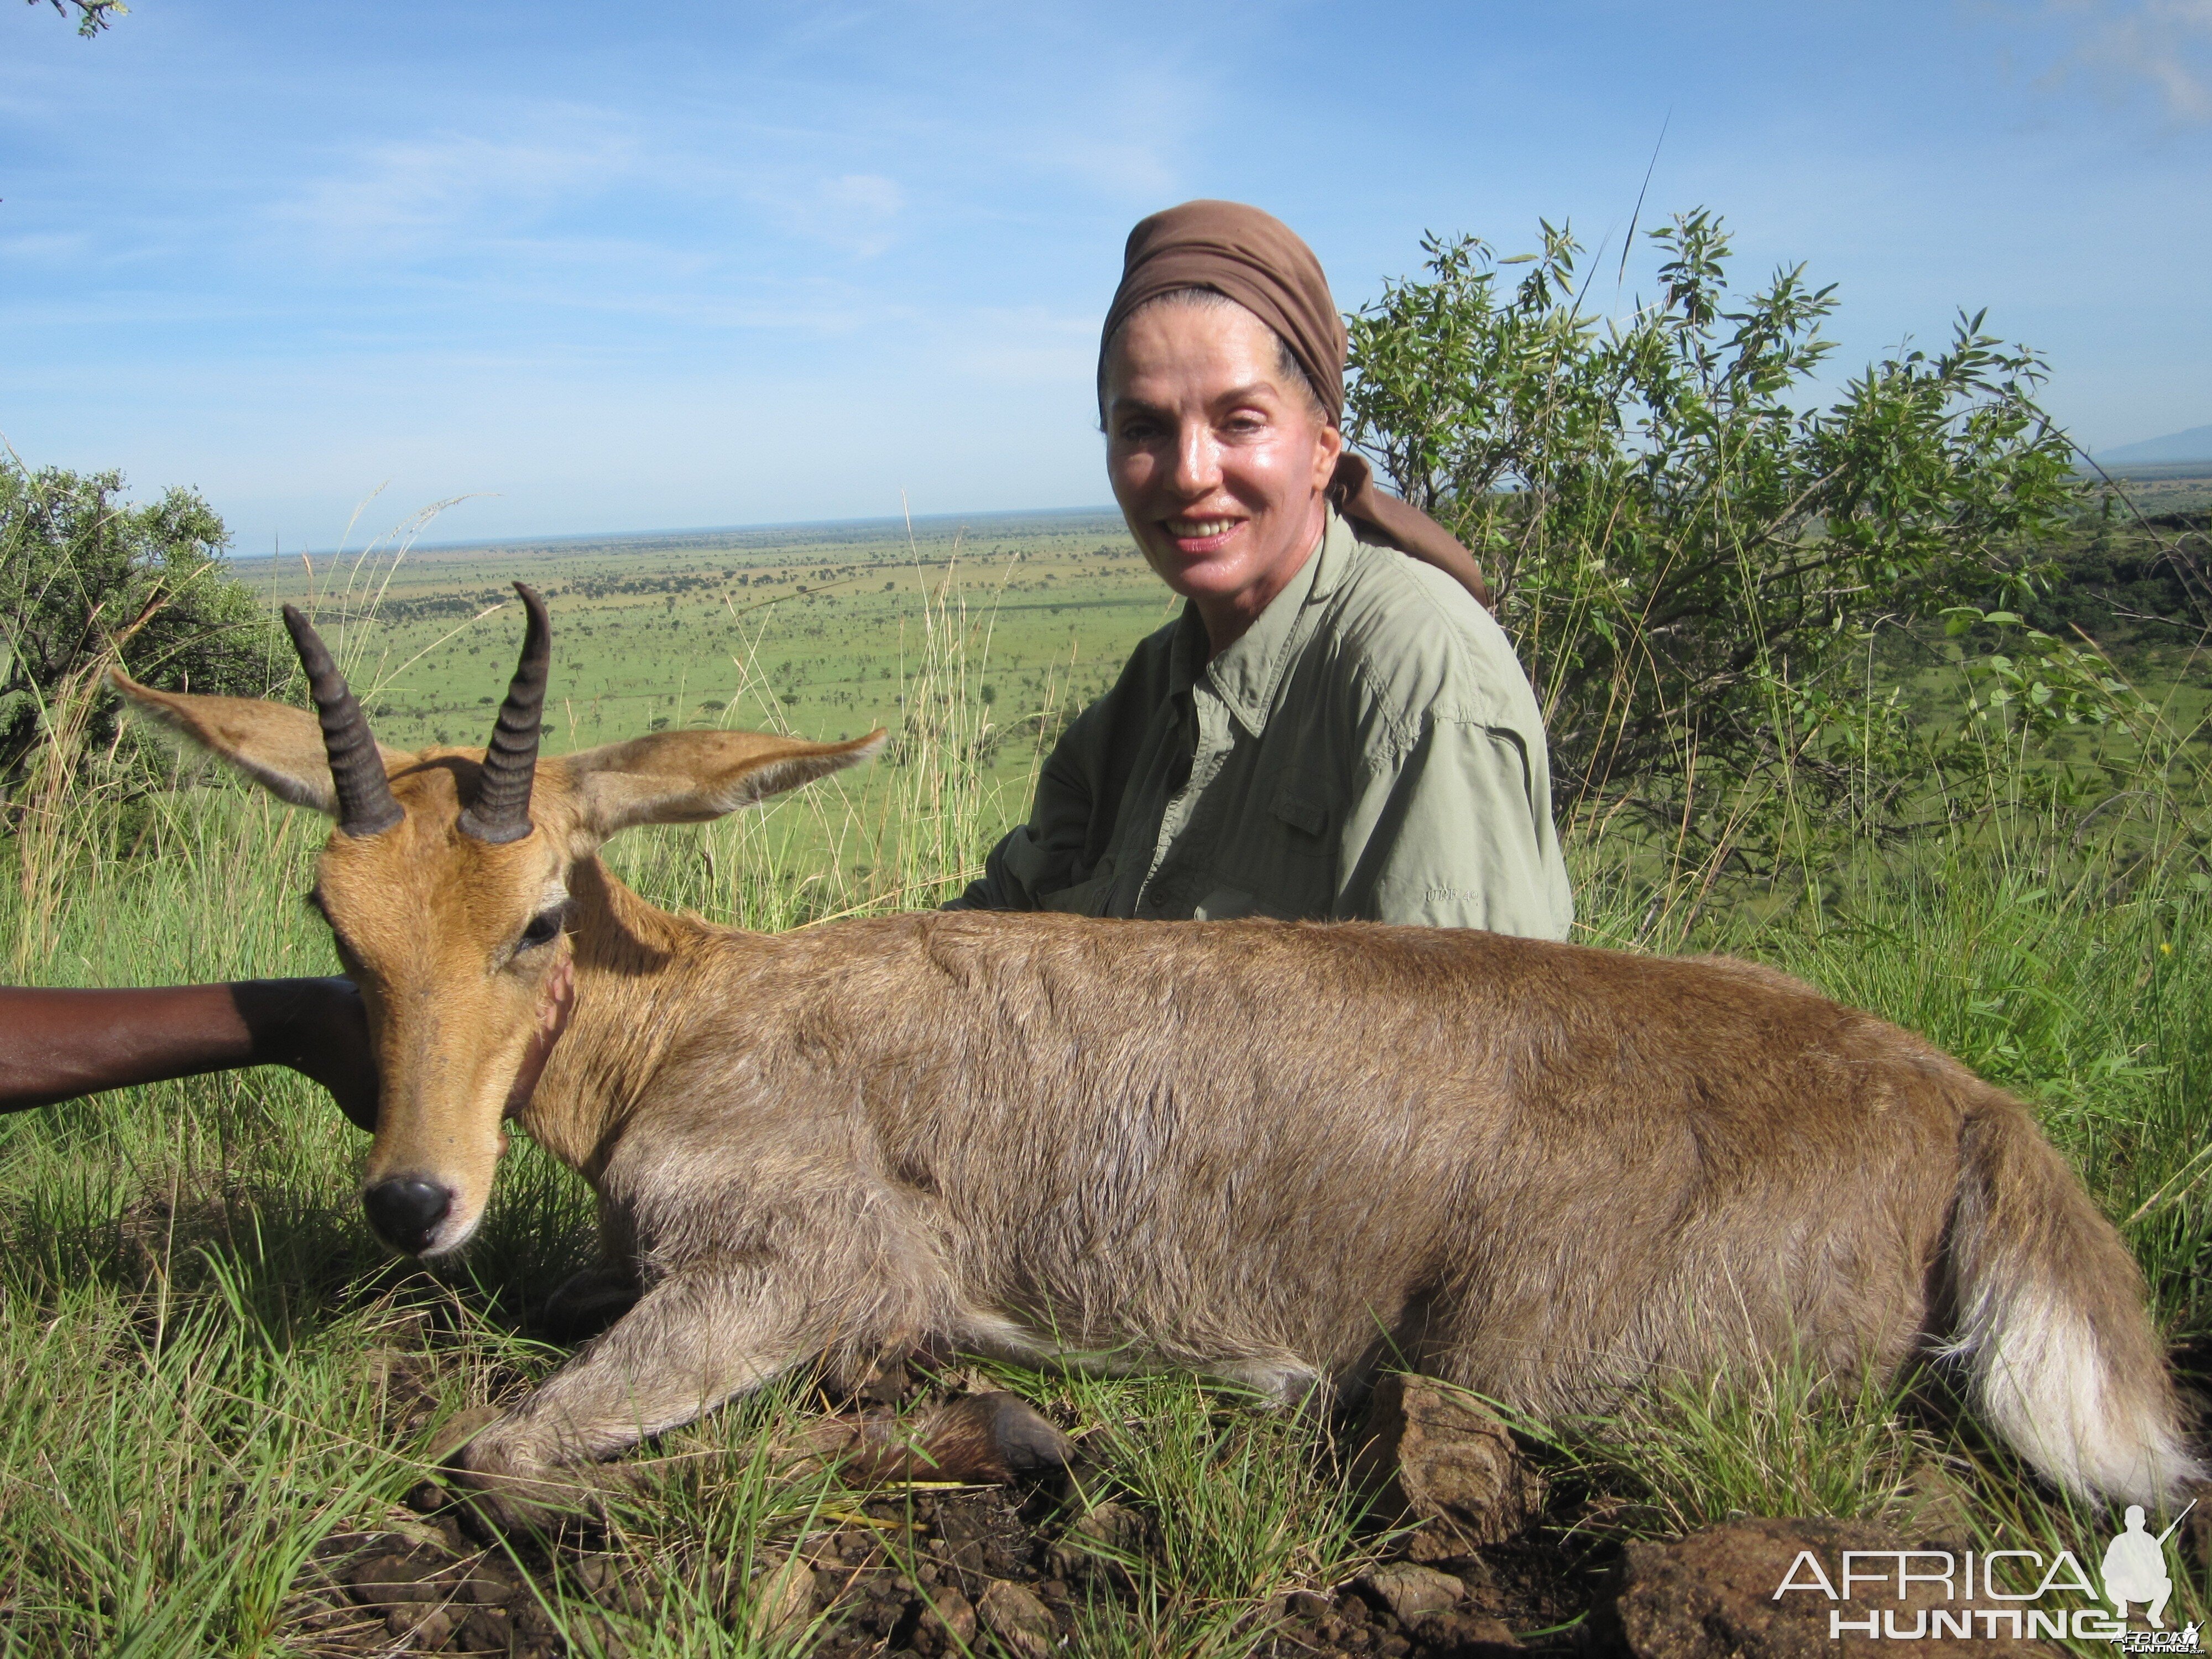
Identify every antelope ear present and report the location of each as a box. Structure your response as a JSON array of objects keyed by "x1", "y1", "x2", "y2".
[
  {"x1": 556, "y1": 727, "x2": 887, "y2": 841},
  {"x1": 111, "y1": 671, "x2": 404, "y2": 816}
]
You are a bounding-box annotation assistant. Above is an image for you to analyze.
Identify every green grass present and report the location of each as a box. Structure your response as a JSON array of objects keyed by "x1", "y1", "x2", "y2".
[{"x1": 5, "y1": 517, "x2": 2211, "y2": 1653}]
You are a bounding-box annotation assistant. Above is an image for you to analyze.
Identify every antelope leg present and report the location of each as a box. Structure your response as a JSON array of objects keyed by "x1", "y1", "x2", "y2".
[{"x1": 450, "y1": 1267, "x2": 817, "y2": 1529}]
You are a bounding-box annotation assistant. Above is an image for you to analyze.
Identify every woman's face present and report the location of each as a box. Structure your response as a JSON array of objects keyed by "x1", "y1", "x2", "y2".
[{"x1": 1102, "y1": 300, "x2": 1342, "y2": 648}]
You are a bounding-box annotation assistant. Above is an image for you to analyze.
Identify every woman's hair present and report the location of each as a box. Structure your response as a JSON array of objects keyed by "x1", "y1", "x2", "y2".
[{"x1": 1096, "y1": 286, "x2": 1332, "y2": 428}]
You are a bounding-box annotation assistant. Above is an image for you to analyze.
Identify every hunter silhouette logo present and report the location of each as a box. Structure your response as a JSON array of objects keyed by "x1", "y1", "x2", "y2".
[
  {"x1": 1771, "y1": 1498, "x2": 2200, "y2": 1645},
  {"x1": 2104, "y1": 1505, "x2": 2180, "y2": 1627},
  {"x1": 2104, "y1": 1500, "x2": 2198, "y2": 1651}
]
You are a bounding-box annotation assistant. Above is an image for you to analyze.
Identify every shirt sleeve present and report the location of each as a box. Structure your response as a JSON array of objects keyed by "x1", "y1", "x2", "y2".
[
  {"x1": 945, "y1": 701, "x2": 1112, "y2": 911},
  {"x1": 1334, "y1": 713, "x2": 1574, "y2": 937}
]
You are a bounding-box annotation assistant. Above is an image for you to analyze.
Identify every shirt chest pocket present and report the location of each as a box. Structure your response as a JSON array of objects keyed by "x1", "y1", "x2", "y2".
[
  {"x1": 1270, "y1": 777, "x2": 1329, "y2": 842},
  {"x1": 1199, "y1": 769, "x2": 1337, "y2": 922}
]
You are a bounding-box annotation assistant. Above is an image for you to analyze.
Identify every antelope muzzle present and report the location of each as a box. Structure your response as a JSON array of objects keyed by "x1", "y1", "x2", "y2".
[{"x1": 362, "y1": 1174, "x2": 456, "y2": 1255}]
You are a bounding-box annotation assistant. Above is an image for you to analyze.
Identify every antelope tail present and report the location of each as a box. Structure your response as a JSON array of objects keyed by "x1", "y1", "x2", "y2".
[{"x1": 1942, "y1": 1094, "x2": 2202, "y2": 1505}]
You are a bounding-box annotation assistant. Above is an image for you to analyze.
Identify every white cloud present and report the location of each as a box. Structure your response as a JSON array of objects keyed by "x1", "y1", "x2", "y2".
[
  {"x1": 2035, "y1": 0, "x2": 2212, "y2": 122},
  {"x1": 764, "y1": 171, "x2": 905, "y2": 258},
  {"x1": 0, "y1": 230, "x2": 90, "y2": 263},
  {"x1": 274, "y1": 111, "x2": 639, "y2": 256}
]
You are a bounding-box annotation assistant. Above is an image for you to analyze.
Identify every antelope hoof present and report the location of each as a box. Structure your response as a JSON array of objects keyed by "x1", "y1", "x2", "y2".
[
  {"x1": 435, "y1": 1414, "x2": 627, "y2": 1535},
  {"x1": 846, "y1": 1391, "x2": 1074, "y2": 1485},
  {"x1": 450, "y1": 1449, "x2": 627, "y2": 1536},
  {"x1": 960, "y1": 1390, "x2": 1076, "y2": 1478}
]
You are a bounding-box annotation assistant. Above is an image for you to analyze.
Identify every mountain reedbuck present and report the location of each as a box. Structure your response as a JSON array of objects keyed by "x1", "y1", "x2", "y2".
[{"x1": 118, "y1": 585, "x2": 2199, "y2": 1525}]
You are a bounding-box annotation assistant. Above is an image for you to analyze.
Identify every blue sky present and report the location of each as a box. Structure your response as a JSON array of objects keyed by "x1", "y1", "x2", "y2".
[{"x1": 3, "y1": 1, "x2": 2208, "y2": 551}]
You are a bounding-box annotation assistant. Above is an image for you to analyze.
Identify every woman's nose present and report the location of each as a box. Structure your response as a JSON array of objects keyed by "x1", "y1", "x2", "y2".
[{"x1": 1168, "y1": 422, "x2": 1222, "y2": 495}]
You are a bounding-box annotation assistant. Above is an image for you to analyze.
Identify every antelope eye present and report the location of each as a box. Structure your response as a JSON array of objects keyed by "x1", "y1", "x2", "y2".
[{"x1": 518, "y1": 906, "x2": 566, "y2": 951}]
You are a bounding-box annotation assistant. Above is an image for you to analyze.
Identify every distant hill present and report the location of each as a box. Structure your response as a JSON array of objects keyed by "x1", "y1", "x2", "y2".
[{"x1": 2099, "y1": 424, "x2": 2212, "y2": 465}]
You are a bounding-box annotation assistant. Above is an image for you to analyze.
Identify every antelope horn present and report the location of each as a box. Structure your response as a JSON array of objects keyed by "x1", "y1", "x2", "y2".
[
  {"x1": 280, "y1": 604, "x2": 404, "y2": 838},
  {"x1": 457, "y1": 582, "x2": 551, "y2": 844}
]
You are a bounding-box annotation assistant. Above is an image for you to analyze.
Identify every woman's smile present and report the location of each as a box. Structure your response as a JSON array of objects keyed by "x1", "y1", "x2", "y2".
[{"x1": 1161, "y1": 514, "x2": 1246, "y2": 553}]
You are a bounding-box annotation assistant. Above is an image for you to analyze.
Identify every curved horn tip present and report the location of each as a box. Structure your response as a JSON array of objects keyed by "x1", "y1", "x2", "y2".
[
  {"x1": 513, "y1": 581, "x2": 550, "y2": 633},
  {"x1": 458, "y1": 578, "x2": 552, "y2": 844}
]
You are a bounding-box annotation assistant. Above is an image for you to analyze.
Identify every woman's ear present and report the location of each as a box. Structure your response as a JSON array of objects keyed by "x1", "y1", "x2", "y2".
[{"x1": 1310, "y1": 421, "x2": 1345, "y2": 494}]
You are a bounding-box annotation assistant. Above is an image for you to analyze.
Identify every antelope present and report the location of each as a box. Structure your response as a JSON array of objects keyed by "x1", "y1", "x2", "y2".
[{"x1": 116, "y1": 584, "x2": 2200, "y2": 1528}]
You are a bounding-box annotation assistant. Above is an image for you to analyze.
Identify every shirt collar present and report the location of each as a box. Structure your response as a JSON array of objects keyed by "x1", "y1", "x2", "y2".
[{"x1": 1166, "y1": 508, "x2": 1352, "y2": 737}]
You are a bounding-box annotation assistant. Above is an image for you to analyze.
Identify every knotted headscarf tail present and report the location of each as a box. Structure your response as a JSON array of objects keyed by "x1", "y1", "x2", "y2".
[{"x1": 1100, "y1": 199, "x2": 1491, "y2": 610}]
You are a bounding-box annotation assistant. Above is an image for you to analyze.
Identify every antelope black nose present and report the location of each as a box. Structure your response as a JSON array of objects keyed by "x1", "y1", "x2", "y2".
[{"x1": 362, "y1": 1176, "x2": 453, "y2": 1253}]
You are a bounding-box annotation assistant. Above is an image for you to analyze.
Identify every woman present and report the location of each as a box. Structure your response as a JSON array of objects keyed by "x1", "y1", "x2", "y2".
[
  {"x1": 1, "y1": 201, "x2": 1569, "y2": 1118},
  {"x1": 950, "y1": 200, "x2": 1573, "y2": 935}
]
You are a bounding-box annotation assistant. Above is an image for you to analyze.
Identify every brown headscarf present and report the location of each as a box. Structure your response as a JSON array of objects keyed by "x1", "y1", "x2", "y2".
[{"x1": 1099, "y1": 199, "x2": 1490, "y2": 608}]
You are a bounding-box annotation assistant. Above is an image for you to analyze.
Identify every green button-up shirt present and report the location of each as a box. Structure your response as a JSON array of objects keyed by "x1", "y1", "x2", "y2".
[{"x1": 951, "y1": 510, "x2": 1574, "y2": 937}]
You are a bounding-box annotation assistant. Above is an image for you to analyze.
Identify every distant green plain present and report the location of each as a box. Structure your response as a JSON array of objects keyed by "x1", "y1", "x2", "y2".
[{"x1": 234, "y1": 509, "x2": 1176, "y2": 771}]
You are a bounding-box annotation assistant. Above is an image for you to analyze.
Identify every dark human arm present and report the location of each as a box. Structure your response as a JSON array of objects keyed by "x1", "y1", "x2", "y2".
[
  {"x1": 0, "y1": 959, "x2": 575, "y2": 1132},
  {"x1": 0, "y1": 978, "x2": 380, "y2": 1130}
]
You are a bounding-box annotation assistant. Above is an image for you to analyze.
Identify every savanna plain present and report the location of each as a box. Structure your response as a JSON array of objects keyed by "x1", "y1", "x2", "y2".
[{"x1": 7, "y1": 478, "x2": 2212, "y2": 1659}]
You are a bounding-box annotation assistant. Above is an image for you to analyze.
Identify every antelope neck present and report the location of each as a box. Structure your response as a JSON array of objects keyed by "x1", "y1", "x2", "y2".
[{"x1": 518, "y1": 856, "x2": 713, "y2": 1176}]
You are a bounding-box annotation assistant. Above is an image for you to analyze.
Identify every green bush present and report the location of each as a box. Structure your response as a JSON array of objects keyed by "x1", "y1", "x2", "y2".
[
  {"x1": 1345, "y1": 211, "x2": 2084, "y2": 860},
  {"x1": 0, "y1": 460, "x2": 281, "y2": 799}
]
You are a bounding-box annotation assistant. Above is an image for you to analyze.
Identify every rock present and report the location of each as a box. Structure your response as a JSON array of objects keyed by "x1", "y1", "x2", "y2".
[
  {"x1": 345, "y1": 1547, "x2": 448, "y2": 1607},
  {"x1": 923, "y1": 1583, "x2": 978, "y2": 1645},
  {"x1": 936, "y1": 1501, "x2": 992, "y2": 1575},
  {"x1": 1412, "y1": 1608, "x2": 1521, "y2": 1651},
  {"x1": 1045, "y1": 1500, "x2": 1147, "y2": 1580},
  {"x1": 1361, "y1": 1561, "x2": 1468, "y2": 1623},
  {"x1": 511, "y1": 1599, "x2": 562, "y2": 1652},
  {"x1": 1280, "y1": 1587, "x2": 1334, "y2": 1622},
  {"x1": 384, "y1": 1603, "x2": 452, "y2": 1646},
  {"x1": 570, "y1": 1553, "x2": 615, "y2": 1596},
  {"x1": 454, "y1": 1605, "x2": 513, "y2": 1651},
  {"x1": 1349, "y1": 1374, "x2": 1546, "y2": 1558},
  {"x1": 743, "y1": 1550, "x2": 818, "y2": 1642},
  {"x1": 579, "y1": 1610, "x2": 632, "y2": 1659},
  {"x1": 1605, "y1": 1517, "x2": 2058, "y2": 1659},
  {"x1": 977, "y1": 1578, "x2": 1057, "y2": 1658},
  {"x1": 451, "y1": 1559, "x2": 519, "y2": 1606}
]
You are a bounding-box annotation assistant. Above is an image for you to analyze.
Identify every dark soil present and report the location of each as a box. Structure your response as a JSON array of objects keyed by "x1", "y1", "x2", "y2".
[{"x1": 283, "y1": 1365, "x2": 1618, "y2": 1659}]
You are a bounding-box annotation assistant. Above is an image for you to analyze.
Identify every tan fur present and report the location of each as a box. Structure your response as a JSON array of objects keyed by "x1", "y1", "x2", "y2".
[{"x1": 114, "y1": 672, "x2": 2201, "y2": 1518}]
